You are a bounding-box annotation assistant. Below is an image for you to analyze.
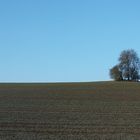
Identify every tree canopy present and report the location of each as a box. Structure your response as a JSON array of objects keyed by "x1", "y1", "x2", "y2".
[{"x1": 110, "y1": 49, "x2": 140, "y2": 81}]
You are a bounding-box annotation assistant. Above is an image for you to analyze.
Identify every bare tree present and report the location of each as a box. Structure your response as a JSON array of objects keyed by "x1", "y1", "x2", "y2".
[{"x1": 110, "y1": 49, "x2": 140, "y2": 81}]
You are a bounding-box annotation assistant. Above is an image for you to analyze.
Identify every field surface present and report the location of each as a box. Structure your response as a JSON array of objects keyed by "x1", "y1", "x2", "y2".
[{"x1": 0, "y1": 82, "x2": 140, "y2": 139}]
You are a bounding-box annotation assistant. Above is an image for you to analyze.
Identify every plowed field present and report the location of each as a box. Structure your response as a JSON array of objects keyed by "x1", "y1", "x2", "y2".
[{"x1": 0, "y1": 82, "x2": 140, "y2": 139}]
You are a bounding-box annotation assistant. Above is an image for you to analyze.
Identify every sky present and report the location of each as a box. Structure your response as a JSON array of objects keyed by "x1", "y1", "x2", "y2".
[{"x1": 0, "y1": 0, "x2": 140, "y2": 82}]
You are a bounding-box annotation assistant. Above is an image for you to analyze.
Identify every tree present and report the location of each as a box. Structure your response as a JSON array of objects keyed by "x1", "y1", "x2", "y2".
[
  {"x1": 110, "y1": 65, "x2": 123, "y2": 81},
  {"x1": 110, "y1": 49, "x2": 140, "y2": 81}
]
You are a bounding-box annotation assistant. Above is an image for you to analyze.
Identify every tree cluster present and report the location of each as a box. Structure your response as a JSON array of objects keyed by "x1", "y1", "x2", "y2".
[{"x1": 110, "y1": 49, "x2": 140, "y2": 81}]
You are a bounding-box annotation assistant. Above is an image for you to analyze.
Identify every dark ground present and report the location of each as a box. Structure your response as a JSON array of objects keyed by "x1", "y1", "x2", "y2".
[{"x1": 0, "y1": 82, "x2": 140, "y2": 139}]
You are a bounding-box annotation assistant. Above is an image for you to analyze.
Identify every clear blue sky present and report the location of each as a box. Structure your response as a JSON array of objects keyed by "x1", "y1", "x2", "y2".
[{"x1": 0, "y1": 0, "x2": 140, "y2": 82}]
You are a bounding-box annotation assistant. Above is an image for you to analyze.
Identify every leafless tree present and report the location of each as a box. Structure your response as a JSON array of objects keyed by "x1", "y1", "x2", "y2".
[{"x1": 110, "y1": 49, "x2": 140, "y2": 81}]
